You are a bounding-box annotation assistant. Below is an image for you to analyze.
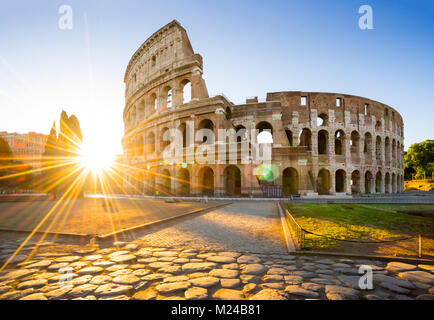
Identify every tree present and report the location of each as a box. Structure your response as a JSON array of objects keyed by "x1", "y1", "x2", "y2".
[
  {"x1": 0, "y1": 137, "x2": 12, "y2": 163},
  {"x1": 404, "y1": 140, "x2": 434, "y2": 179},
  {"x1": 0, "y1": 137, "x2": 13, "y2": 189},
  {"x1": 39, "y1": 111, "x2": 84, "y2": 197}
]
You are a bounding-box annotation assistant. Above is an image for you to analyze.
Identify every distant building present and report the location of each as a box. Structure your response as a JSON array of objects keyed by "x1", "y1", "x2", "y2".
[{"x1": 0, "y1": 131, "x2": 48, "y2": 168}]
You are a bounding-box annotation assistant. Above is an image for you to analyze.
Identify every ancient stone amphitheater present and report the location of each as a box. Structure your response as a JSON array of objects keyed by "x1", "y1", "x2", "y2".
[{"x1": 122, "y1": 20, "x2": 404, "y2": 197}]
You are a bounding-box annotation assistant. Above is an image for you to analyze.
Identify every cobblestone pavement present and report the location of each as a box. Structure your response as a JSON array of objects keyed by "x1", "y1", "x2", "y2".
[
  {"x1": 130, "y1": 201, "x2": 287, "y2": 254},
  {"x1": 0, "y1": 201, "x2": 433, "y2": 300},
  {"x1": 0, "y1": 239, "x2": 433, "y2": 300}
]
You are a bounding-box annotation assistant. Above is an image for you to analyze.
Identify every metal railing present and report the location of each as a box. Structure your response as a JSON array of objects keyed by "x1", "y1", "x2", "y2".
[{"x1": 285, "y1": 208, "x2": 305, "y2": 250}]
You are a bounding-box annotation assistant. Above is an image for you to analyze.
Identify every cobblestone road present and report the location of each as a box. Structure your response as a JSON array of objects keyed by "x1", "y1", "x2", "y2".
[
  {"x1": 131, "y1": 201, "x2": 287, "y2": 254},
  {"x1": 0, "y1": 240, "x2": 433, "y2": 300},
  {"x1": 0, "y1": 201, "x2": 433, "y2": 300}
]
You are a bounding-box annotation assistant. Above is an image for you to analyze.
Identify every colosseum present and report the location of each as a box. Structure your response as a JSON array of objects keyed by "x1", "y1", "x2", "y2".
[{"x1": 122, "y1": 20, "x2": 405, "y2": 197}]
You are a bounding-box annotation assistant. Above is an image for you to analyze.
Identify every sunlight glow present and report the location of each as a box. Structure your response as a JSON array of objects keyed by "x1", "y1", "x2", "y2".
[{"x1": 79, "y1": 140, "x2": 115, "y2": 173}]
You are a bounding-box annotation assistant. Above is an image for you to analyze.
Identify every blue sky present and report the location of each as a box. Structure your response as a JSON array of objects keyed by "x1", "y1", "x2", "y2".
[{"x1": 0, "y1": 0, "x2": 433, "y2": 154}]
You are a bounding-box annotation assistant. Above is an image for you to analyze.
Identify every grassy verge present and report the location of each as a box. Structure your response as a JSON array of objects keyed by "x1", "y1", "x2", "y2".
[{"x1": 285, "y1": 203, "x2": 434, "y2": 256}]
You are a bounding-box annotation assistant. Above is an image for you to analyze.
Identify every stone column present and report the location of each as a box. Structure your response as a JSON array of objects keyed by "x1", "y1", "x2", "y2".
[{"x1": 346, "y1": 171, "x2": 352, "y2": 195}]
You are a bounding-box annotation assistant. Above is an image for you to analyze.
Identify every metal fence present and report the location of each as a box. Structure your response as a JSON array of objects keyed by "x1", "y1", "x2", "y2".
[
  {"x1": 284, "y1": 208, "x2": 305, "y2": 250},
  {"x1": 284, "y1": 206, "x2": 433, "y2": 257}
]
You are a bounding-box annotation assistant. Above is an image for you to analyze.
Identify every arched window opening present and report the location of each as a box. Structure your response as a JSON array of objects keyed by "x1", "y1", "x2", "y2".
[
  {"x1": 318, "y1": 130, "x2": 328, "y2": 154},
  {"x1": 181, "y1": 80, "x2": 191, "y2": 104},
  {"x1": 160, "y1": 169, "x2": 171, "y2": 195},
  {"x1": 176, "y1": 168, "x2": 190, "y2": 196},
  {"x1": 198, "y1": 119, "x2": 214, "y2": 144},
  {"x1": 224, "y1": 165, "x2": 241, "y2": 196},
  {"x1": 317, "y1": 169, "x2": 331, "y2": 195},
  {"x1": 365, "y1": 171, "x2": 373, "y2": 194},
  {"x1": 160, "y1": 127, "x2": 171, "y2": 152},
  {"x1": 282, "y1": 168, "x2": 299, "y2": 195},
  {"x1": 149, "y1": 93, "x2": 157, "y2": 111},
  {"x1": 335, "y1": 169, "x2": 346, "y2": 193},
  {"x1": 199, "y1": 167, "x2": 214, "y2": 196},
  {"x1": 385, "y1": 137, "x2": 391, "y2": 166},
  {"x1": 235, "y1": 125, "x2": 247, "y2": 143},
  {"x1": 385, "y1": 172, "x2": 391, "y2": 194},
  {"x1": 376, "y1": 136, "x2": 382, "y2": 161},
  {"x1": 351, "y1": 170, "x2": 361, "y2": 194},
  {"x1": 146, "y1": 132, "x2": 155, "y2": 154},
  {"x1": 335, "y1": 130, "x2": 345, "y2": 155},
  {"x1": 299, "y1": 128, "x2": 312, "y2": 151},
  {"x1": 376, "y1": 172, "x2": 382, "y2": 193},
  {"x1": 285, "y1": 129, "x2": 293, "y2": 146},
  {"x1": 364, "y1": 132, "x2": 372, "y2": 153},
  {"x1": 375, "y1": 121, "x2": 381, "y2": 131},
  {"x1": 256, "y1": 122, "x2": 273, "y2": 144},
  {"x1": 317, "y1": 113, "x2": 328, "y2": 127}
]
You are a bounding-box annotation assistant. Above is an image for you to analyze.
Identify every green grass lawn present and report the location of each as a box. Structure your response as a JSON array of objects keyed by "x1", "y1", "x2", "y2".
[{"x1": 285, "y1": 203, "x2": 434, "y2": 250}]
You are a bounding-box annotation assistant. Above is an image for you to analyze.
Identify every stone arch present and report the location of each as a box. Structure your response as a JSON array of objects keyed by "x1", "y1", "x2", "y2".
[
  {"x1": 161, "y1": 85, "x2": 173, "y2": 109},
  {"x1": 350, "y1": 131, "x2": 360, "y2": 154},
  {"x1": 180, "y1": 79, "x2": 192, "y2": 104},
  {"x1": 317, "y1": 168, "x2": 331, "y2": 195},
  {"x1": 148, "y1": 92, "x2": 157, "y2": 111},
  {"x1": 282, "y1": 167, "x2": 299, "y2": 196},
  {"x1": 392, "y1": 173, "x2": 396, "y2": 194},
  {"x1": 137, "y1": 100, "x2": 145, "y2": 122},
  {"x1": 146, "y1": 131, "x2": 155, "y2": 154},
  {"x1": 160, "y1": 168, "x2": 172, "y2": 195},
  {"x1": 385, "y1": 172, "x2": 391, "y2": 194},
  {"x1": 385, "y1": 137, "x2": 391, "y2": 166},
  {"x1": 375, "y1": 171, "x2": 382, "y2": 193},
  {"x1": 235, "y1": 125, "x2": 247, "y2": 143},
  {"x1": 376, "y1": 136, "x2": 382, "y2": 162},
  {"x1": 364, "y1": 132, "x2": 373, "y2": 154},
  {"x1": 176, "y1": 168, "x2": 190, "y2": 196},
  {"x1": 199, "y1": 166, "x2": 214, "y2": 196},
  {"x1": 198, "y1": 119, "x2": 215, "y2": 144},
  {"x1": 334, "y1": 130, "x2": 346, "y2": 155},
  {"x1": 318, "y1": 130, "x2": 329, "y2": 155},
  {"x1": 160, "y1": 127, "x2": 171, "y2": 152},
  {"x1": 392, "y1": 139, "x2": 396, "y2": 166},
  {"x1": 365, "y1": 171, "x2": 373, "y2": 194},
  {"x1": 136, "y1": 135, "x2": 144, "y2": 156},
  {"x1": 256, "y1": 121, "x2": 273, "y2": 144},
  {"x1": 299, "y1": 128, "x2": 312, "y2": 150},
  {"x1": 224, "y1": 165, "x2": 241, "y2": 196},
  {"x1": 351, "y1": 170, "x2": 361, "y2": 194},
  {"x1": 146, "y1": 171, "x2": 156, "y2": 195},
  {"x1": 335, "y1": 169, "x2": 346, "y2": 193},
  {"x1": 317, "y1": 113, "x2": 328, "y2": 126},
  {"x1": 375, "y1": 120, "x2": 381, "y2": 131}
]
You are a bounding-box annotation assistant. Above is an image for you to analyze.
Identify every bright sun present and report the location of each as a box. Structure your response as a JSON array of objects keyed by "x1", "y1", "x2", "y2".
[{"x1": 79, "y1": 141, "x2": 115, "y2": 173}]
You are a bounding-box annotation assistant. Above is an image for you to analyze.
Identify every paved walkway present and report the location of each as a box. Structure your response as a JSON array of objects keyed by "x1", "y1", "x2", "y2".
[
  {"x1": 0, "y1": 201, "x2": 433, "y2": 300},
  {"x1": 131, "y1": 201, "x2": 287, "y2": 254}
]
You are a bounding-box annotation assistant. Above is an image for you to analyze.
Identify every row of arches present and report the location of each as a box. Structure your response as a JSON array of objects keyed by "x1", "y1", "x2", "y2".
[
  {"x1": 131, "y1": 165, "x2": 403, "y2": 197},
  {"x1": 315, "y1": 168, "x2": 403, "y2": 195},
  {"x1": 126, "y1": 120, "x2": 276, "y2": 158},
  {"x1": 316, "y1": 112, "x2": 403, "y2": 138},
  {"x1": 125, "y1": 79, "x2": 192, "y2": 127},
  {"x1": 296, "y1": 128, "x2": 403, "y2": 167},
  {"x1": 140, "y1": 165, "x2": 241, "y2": 196}
]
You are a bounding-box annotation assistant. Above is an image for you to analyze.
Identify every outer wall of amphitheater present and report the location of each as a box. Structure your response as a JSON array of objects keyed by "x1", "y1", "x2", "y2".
[{"x1": 122, "y1": 20, "x2": 404, "y2": 197}]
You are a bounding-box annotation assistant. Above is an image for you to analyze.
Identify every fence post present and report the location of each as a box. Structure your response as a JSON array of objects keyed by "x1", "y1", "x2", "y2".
[{"x1": 418, "y1": 234, "x2": 422, "y2": 258}]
